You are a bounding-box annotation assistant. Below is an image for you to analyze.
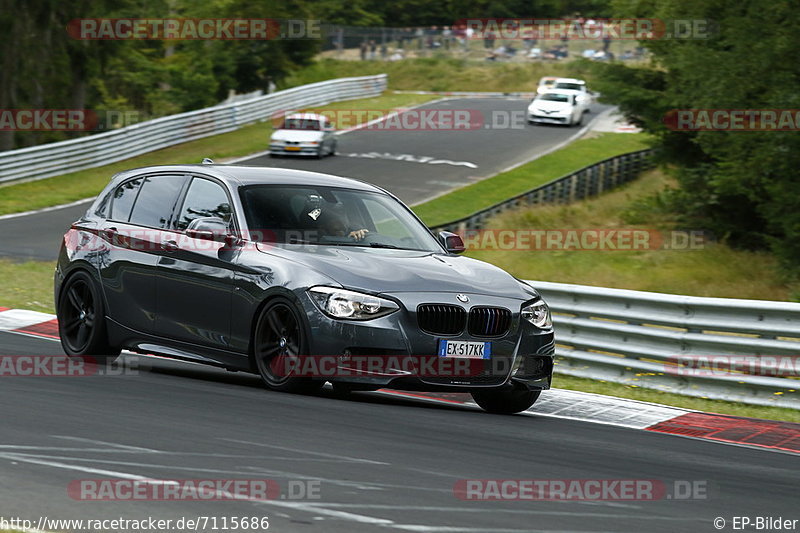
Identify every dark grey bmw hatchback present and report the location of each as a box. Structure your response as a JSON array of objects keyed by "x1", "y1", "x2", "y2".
[{"x1": 55, "y1": 164, "x2": 555, "y2": 414}]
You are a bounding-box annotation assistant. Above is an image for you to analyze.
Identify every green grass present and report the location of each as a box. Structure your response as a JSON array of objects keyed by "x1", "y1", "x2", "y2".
[
  {"x1": 285, "y1": 57, "x2": 593, "y2": 93},
  {"x1": 413, "y1": 132, "x2": 652, "y2": 227},
  {"x1": 554, "y1": 374, "x2": 800, "y2": 423},
  {"x1": 0, "y1": 92, "x2": 438, "y2": 216},
  {"x1": 0, "y1": 259, "x2": 56, "y2": 313},
  {"x1": 466, "y1": 168, "x2": 798, "y2": 301}
]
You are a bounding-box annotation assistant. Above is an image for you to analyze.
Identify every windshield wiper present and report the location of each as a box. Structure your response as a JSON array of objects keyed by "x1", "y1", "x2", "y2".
[{"x1": 368, "y1": 242, "x2": 401, "y2": 249}]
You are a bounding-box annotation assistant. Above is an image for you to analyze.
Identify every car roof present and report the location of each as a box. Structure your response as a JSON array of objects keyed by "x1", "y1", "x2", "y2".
[
  {"x1": 537, "y1": 89, "x2": 575, "y2": 98},
  {"x1": 111, "y1": 165, "x2": 384, "y2": 193},
  {"x1": 284, "y1": 113, "x2": 327, "y2": 121},
  {"x1": 553, "y1": 77, "x2": 586, "y2": 85}
]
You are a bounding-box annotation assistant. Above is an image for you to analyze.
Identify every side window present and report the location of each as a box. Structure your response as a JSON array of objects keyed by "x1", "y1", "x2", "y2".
[
  {"x1": 128, "y1": 175, "x2": 186, "y2": 228},
  {"x1": 174, "y1": 178, "x2": 232, "y2": 231},
  {"x1": 361, "y1": 197, "x2": 409, "y2": 239},
  {"x1": 110, "y1": 178, "x2": 143, "y2": 222},
  {"x1": 95, "y1": 191, "x2": 112, "y2": 217}
]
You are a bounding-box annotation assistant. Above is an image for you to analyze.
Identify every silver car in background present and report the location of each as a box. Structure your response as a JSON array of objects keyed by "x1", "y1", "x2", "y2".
[{"x1": 269, "y1": 113, "x2": 337, "y2": 158}]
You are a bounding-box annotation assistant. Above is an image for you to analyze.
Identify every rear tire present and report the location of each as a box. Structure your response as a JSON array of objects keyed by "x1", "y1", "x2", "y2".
[
  {"x1": 57, "y1": 270, "x2": 120, "y2": 364},
  {"x1": 471, "y1": 388, "x2": 540, "y2": 414},
  {"x1": 253, "y1": 298, "x2": 323, "y2": 394}
]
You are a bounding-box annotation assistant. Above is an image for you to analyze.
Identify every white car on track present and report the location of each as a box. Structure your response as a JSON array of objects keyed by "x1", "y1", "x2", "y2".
[
  {"x1": 527, "y1": 90, "x2": 588, "y2": 127},
  {"x1": 551, "y1": 77, "x2": 594, "y2": 106},
  {"x1": 536, "y1": 76, "x2": 560, "y2": 95},
  {"x1": 269, "y1": 113, "x2": 337, "y2": 158}
]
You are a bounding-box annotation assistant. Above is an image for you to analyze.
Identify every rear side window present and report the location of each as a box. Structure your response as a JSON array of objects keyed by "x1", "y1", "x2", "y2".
[
  {"x1": 95, "y1": 191, "x2": 112, "y2": 217},
  {"x1": 110, "y1": 178, "x2": 143, "y2": 221},
  {"x1": 174, "y1": 177, "x2": 232, "y2": 230},
  {"x1": 128, "y1": 175, "x2": 186, "y2": 228}
]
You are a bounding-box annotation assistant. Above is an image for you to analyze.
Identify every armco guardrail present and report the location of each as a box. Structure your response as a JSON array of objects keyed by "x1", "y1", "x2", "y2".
[
  {"x1": 433, "y1": 149, "x2": 655, "y2": 233},
  {"x1": 528, "y1": 280, "x2": 800, "y2": 408},
  {"x1": 0, "y1": 74, "x2": 387, "y2": 185}
]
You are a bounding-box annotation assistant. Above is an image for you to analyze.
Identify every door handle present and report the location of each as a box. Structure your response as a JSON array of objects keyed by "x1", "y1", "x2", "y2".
[{"x1": 161, "y1": 240, "x2": 179, "y2": 252}]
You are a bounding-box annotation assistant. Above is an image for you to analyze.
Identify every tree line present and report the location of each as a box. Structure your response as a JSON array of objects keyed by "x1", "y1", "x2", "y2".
[{"x1": 591, "y1": 0, "x2": 800, "y2": 278}]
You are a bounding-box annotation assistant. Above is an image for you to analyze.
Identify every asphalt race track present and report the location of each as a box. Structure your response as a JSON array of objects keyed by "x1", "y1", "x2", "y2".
[
  {"x1": 0, "y1": 98, "x2": 609, "y2": 261},
  {"x1": 0, "y1": 331, "x2": 797, "y2": 532},
  {"x1": 1, "y1": 97, "x2": 797, "y2": 532}
]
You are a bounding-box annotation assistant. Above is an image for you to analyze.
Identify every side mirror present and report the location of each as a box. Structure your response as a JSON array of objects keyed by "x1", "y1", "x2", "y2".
[
  {"x1": 186, "y1": 217, "x2": 230, "y2": 242},
  {"x1": 439, "y1": 231, "x2": 466, "y2": 254}
]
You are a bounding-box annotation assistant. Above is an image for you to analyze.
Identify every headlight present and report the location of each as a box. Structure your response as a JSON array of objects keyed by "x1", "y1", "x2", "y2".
[
  {"x1": 305, "y1": 141, "x2": 320, "y2": 145},
  {"x1": 521, "y1": 300, "x2": 552, "y2": 329},
  {"x1": 308, "y1": 287, "x2": 399, "y2": 320}
]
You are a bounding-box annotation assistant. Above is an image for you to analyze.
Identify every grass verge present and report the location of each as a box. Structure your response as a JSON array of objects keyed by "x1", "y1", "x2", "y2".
[
  {"x1": 0, "y1": 259, "x2": 55, "y2": 313},
  {"x1": 0, "y1": 92, "x2": 438, "y2": 216},
  {"x1": 285, "y1": 57, "x2": 594, "y2": 93},
  {"x1": 466, "y1": 168, "x2": 797, "y2": 301},
  {"x1": 554, "y1": 374, "x2": 800, "y2": 423},
  {"x1": 413, "y1": 132, "x2": 652, "y2": 227}
]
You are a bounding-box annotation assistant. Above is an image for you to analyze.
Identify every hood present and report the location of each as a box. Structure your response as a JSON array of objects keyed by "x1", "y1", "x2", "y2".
[
  {"x1": 256, "y1": 244, "x2": 530, "y2": 300},
  {"x1": 271, "y1": 129, "x2": 324, "y2": 142},
  {"x1": 529, "y1": 100, "x2": 571, "y2": 114}
]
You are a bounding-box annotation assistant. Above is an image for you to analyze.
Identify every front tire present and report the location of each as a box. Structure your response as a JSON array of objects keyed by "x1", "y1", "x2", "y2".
[
  {"x1": 471, "y1": 388, "x2": 540, "y2": 414},
  {"x1": 253, "y1": 298, "x2": 323, "y2": 394},
  {"x1": 57, "y1": 270, "x2": 120, "y2": 363}
]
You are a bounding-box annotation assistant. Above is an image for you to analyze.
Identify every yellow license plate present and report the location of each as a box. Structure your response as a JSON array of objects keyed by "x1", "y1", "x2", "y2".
[{"x1": 285, "y1": 146, "x2": 301, "y2": 151}]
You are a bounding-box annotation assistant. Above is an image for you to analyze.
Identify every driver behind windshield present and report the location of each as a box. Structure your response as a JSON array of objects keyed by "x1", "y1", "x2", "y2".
[{"x1": 314, "y1": 209, "x2": 370, "y2": 242}]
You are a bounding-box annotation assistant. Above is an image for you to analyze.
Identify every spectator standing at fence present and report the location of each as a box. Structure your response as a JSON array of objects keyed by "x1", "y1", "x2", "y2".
[
  {"x1": 369, "y1": 40, "x2": 377, "y2": 59},
  {"x1": 442, "y1": 25, "x2": 452, "y2": 49}
]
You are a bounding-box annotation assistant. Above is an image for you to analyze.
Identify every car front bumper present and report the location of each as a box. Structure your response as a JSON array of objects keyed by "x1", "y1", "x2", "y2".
[
  {"x1": 529, "y1": 113, "x2": 570, "y2": 124},
  {"x1": 299, "y1": 290, "x2": 555, "y2": 392},
  {"x1": 269, "y1": 144, "x2": 320, "y2": 156}
]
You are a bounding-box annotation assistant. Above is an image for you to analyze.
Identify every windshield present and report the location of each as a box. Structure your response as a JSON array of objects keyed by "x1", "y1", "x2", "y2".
[
  {"x1": 281, "y1": 118, "x2": 322, "y2": 131},
  {"x1": 537, "y1": 94, "x2": 570, "y2": 102},
  {"x1": 239, "y1": 185, "x2": 443, "y2": 252},
  {"x1": 555, "y1": 82, "x2": 584, "y2": 91}
]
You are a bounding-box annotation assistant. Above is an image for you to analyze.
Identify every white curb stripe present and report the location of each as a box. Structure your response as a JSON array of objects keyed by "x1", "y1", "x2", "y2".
[{"x1": 0, "y1": 309, "x2": 57, "y2": 331}]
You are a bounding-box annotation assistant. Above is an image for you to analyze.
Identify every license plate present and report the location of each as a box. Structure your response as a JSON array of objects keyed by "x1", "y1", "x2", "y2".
[
  {"x1": 438, "y1": 340, "x2": 491, "y2": 359},
  {"x1": 285, "y1": 146, "x2": 301, "y2": 151}
]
